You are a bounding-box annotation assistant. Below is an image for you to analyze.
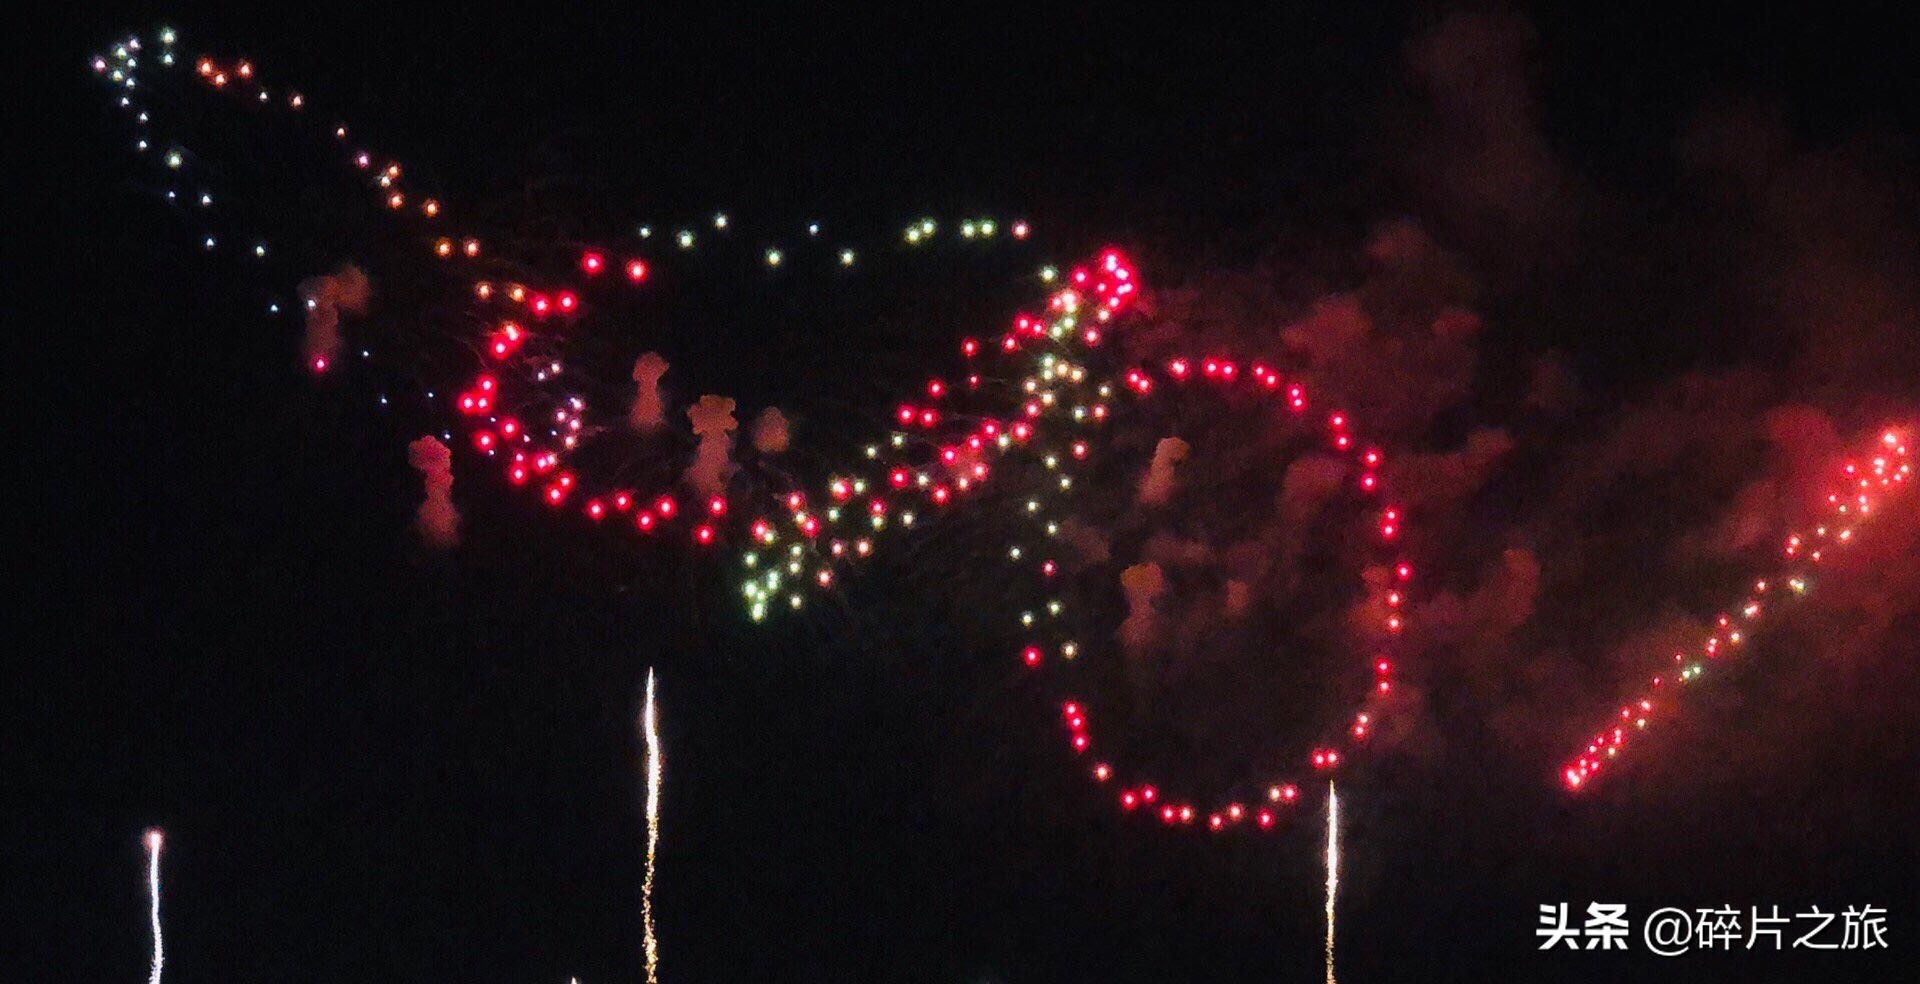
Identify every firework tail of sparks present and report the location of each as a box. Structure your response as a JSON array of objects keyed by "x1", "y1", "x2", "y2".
[
  {"x1": 1324, "y1": 783, "x2": 1338, "y2": 984},
  {"x1": 143, "y1": 828, "x2": 165, "y2": 984},
  {"x1": 1560, "y1": 426, "x2": 1913, "y2": 791},
  {"x1": 642, "y1": 669, "x2": 662, "y2": 984}
]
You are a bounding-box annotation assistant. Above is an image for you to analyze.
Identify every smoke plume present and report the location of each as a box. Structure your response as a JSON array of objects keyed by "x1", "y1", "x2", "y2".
[
  {"x1": 297, "y1": 263, "x2": 371, "y2": 370},
  {"x1": 406, "y1": 436, "x2": 458, "y2": 547}
]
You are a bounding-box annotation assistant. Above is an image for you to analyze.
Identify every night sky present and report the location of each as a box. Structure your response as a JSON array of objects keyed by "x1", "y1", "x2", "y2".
[{"x1": 22, "y1": 4, "x2": 1920, "y2": 982}]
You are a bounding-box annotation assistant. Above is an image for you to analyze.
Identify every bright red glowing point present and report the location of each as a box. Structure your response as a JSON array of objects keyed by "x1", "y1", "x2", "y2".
[
  {"x1": 636, "y1": 512, "x2": 656, "y2": 532},
  {"x1": 580, "y1": 251, "x2": 605, "y2": 275},
  {"x1": 556, "y1": 291, "x2": 577, "y2": 313},
  {"x1": 694, "y1": 525, "x2": 715, "y2": 545},
  {"x1": 625, "y1": 259, "x2": 649, "y2": 282},
  {"x1": 311, "y1": 356, "x2": 329, "y2": 372},
  {"x1": 708, "y1": 496, "x2": 727, "y2": 516},
  {"x1": 654, "y1": 496, "x2": 676, "y2": 518},
  {"x1": 1022, "y1": 646, "x2": 1043, "y2": 667}
]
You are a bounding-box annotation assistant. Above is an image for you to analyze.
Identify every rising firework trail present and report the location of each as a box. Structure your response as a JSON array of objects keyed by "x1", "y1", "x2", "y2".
[
  {"x1": 142, "y1": 828, "x2": 165, "y2": 984},
  {"x1": 641, "y1": 669, "x2": 662, "y2": 984},
  {"x1": 1324, "y1": 783, "x2": 1339, "y2": 984}
]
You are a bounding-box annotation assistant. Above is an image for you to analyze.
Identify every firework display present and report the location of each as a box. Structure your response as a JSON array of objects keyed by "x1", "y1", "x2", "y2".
[
  {"x1": 825, "y1": 253, "x2": 1413, "y2": 830},
  {"x1": 97, "y1": 30, "x2": 1912, "y2": 811},
  {"x1": 91, "y1": 29, "x2": 1049, "y2": 571},
  {"x1": 89, "y1": 25, "x2": 1917, "y2": 829},
  {"x1": 1560, "y1": 427, "x2": 1913, "y2": 791},
  {"x1": 61, "y1": 12, "x2": 1920, "y2": 984},
  {"x1": 734, "y1": 250, "x2": 1140, "y2": 620}
]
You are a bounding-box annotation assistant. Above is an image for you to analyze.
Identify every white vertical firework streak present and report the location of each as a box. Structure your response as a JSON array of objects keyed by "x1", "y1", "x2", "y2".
[
  {"x1": 641, "y1": 669, "x2": 662, "y2": 984},
  {"x1": 1324, "y1": 784, "x2": 1339, "y2": 984},
  {"x1": 143, "y1": 828, "x2": 165, "y2": 984}
]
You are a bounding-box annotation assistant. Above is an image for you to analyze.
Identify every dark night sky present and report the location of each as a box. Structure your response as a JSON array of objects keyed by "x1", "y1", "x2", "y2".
[{"x1": 18, "y1": 4, "x2": 1920, "y2": 982}]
